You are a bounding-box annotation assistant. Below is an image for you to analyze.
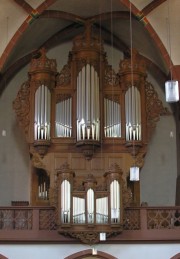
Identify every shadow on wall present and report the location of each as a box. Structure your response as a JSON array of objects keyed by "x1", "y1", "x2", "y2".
[{"x1": 64, "y1": 249, "x2": 117, "y2": 259}]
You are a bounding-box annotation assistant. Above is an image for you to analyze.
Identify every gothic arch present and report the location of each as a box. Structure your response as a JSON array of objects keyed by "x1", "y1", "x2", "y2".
[
  {"x1": 64, "y1": 249, "x2": 117, "y2": 259},
  {"x1": 0, "y1": 254, "x2": 8, "y2": 259},
  {"x1": 170, "y1": 253, "x2": 180, "y2": 259}
]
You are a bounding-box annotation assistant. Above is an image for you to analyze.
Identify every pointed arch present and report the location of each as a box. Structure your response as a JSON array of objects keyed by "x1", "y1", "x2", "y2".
[
  {"x1": 170, "y1": 253, "x2": 180, "y2": 259},
  {"x1": 0, "y1": 254, "x2": 8, "y2": 259},
  {"x1": 64, "y1": 249, "x2": 117, "y2": 259}
]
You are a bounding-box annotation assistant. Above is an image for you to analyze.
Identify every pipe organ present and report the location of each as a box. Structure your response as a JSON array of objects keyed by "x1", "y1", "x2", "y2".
[
  {"x1": 13, "y1": 21, "x2": 169, "y2": 243},
  {"x1": 13, "y1": 23, "x2": 150, "y2": 160},
  {"x1": 57, "y1": 163, "x2": 123, "y2": 243}
]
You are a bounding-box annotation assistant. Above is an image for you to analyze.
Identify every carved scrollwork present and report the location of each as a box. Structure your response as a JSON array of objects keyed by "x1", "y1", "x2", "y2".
[
  {"x1": 31, "y1": 152, "x2": 46, "y2": 169},
  {"x1": 104, "y1": 94, "x2": 120, "y2": 103},
  {"x1": 57, "y1": 63, "x2": 71, "y2": 87},
  {"x1": 76, "y1": 59, "x2": 99, "y2": 75},
  {"x1": 104, "y1": 64, "x2": 119, "y2": 87},
  {"x1": 34, "y1": 80, "x2": 54, "y2": 92},
  {"x1": 107, "y1": 163, "x2": 123, "y2": 176},
  {"x1": 13, "y1": 81, "x2": 30, "y2": 139},
  {"x1": 29, "y1": 47, "x2": 57, "y2": 73},
  {"x1": 60, "y1": 230, "x2": 122, "y2": 244},
  {"x1": 145, "y1": 81, "x2": 170, "y2": 141},
  {"x1": 56, "y1": 93, "x2": 71, "y2": 103}
]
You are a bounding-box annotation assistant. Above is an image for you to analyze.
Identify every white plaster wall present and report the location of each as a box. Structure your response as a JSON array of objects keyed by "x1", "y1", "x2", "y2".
[
  {"x1": 140, "y1": 115, "x2": 177, "y2": 205},
  {"x1": 0, "y1": 65, "x2": 30, "y2": 205},
  {"x1": 140, "y1": 75, "x2": 177, "y2": 206},
  {"x1": 0, "y1": 243, "x2": 179, "y2": 259}
]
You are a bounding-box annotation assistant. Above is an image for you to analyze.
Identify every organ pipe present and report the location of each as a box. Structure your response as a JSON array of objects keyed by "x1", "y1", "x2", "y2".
[
  {"x1": 76, "y1": 64, "x2": 100, "y2": 141},
  {"x1": 96, "y1": 197, "x2": 108, "y2": 223},
  {"x1": 110, "y1": 180, "x2": 120, "y2": 223},
  {"x1": 104, "y1": 98, "x2": 121, "y2": 137},
  {"x1": 87, "y1": 188, "x2": 94, "y2": 223},
  {"x1": 73, "y1": 197, "x2": 85, "y2": 223},
  {"x1": 125, "y1": 86, "x2": 141, "y2": 141},
  {"x1": 56, "y1": 97, "x2": 72, "y2": 137},
  {"x1": 34, "y1": 85, "x2": 51, "y2": 140},
  {"x1": 61, "y1": 180, "x2": 71, "y2": 223}
]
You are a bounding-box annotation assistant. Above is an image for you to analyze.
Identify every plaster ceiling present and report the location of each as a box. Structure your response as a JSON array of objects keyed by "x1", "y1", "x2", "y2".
[{"x1": 0, "y1": 0, "x2": 179, "y2": 93}]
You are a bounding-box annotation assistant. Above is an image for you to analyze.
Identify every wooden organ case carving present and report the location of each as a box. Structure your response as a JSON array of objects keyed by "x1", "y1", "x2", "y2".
[{"x1": 13, "y1": 21, "x2": 170, "y2": 243}]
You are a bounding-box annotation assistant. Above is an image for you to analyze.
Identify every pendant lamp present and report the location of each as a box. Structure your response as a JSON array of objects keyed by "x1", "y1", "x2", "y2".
[
  {"x1": 165, "y1": 80, "x2": 179, "y2": 103},
  {"x1": 129, "y1": 1, "x2": 140, "y2": 182},
  {"x1": 165, "y1": 0, "x2": 179, "y2": 103},
  {"x1": 130, "y1": 166, "x2": 139, "y2": 181}
]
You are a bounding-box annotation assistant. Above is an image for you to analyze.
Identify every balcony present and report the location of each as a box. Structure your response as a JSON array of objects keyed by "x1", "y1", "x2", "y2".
[{"x1": 0, "y1": 206, "x2": 179, "y2": 243}]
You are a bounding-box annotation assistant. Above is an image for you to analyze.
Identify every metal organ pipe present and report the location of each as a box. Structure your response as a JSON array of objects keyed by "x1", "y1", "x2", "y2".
[
  {"x1": 61, "y1": 180, "x2": 71, "y2": 223},
  {"x1": 110, "y1": 180, "x2": 120, "y2": 223},
  {"x1": 96, "y1": 196, "x2": 108, "y2": 223},
  {"x1": 104, "y1": 98, "x2": 121, "y2": 137},
  {"x1": 34, "y1": 85, "x2": 51, "y2": 140},
  {"x1": 55, "y1": 97, "x2": 72, "y2": 137},
  {"x1": 73, "y1": 197, "x2": 85, "y2": 223},
  {"x1": 76, "y1": 64, "x2": 100, "y2": 142},
  {"x1": 87, "y1": 188, "x2": 94, "y2": 223},
  {"x1": 125, "y1": 86, "x2": 141, "y2": 141}
]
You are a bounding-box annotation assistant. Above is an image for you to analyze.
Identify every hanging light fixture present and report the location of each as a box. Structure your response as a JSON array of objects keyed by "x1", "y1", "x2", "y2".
[
  {"x1": 129, "y1": 1, "x2": 140, "y2": 181},
  {"x1": 130, "y1": 166, "x2": 139, "y2": 181},
  {"x1": 165, "y1": 0, "x2": 179, "y2": 102},
  {"x1": 100, "y1": 232, "x2": 106, "y2": 241},
  {"x1": 165, "y1": 80, "x2": 179, "y2": 102}
]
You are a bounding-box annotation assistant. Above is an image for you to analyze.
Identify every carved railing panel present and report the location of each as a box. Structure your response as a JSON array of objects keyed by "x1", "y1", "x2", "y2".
[
  {"x1": 39, "y1": 208, "x2": 57, "y2": 230},
  {"x1": 0, "y1": 206, "x2": 179, "y2": 243},
  {"x1": 0, "y1": 209, "x2": 32, "y2": 230},
  {"x1": 147, "y1": 208, "x2": 180, "y2": 229},
  {"x1": 123, "y1": 208, "x2": 140, "y2": 230}
]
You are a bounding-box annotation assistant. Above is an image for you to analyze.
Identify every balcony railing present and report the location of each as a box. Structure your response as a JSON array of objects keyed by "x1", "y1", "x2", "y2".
[{"x1": 0, "y1": 206, "x2": 179, "y2": 242}]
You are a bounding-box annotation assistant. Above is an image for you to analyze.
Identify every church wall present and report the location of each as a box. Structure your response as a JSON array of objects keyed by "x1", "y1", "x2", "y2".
[
  {"x1": 140, "y1": 75, "x2": 177, "y2": 205},
  {"x1": 0, "y1": 65, "x2": 30, "y2": 205}
]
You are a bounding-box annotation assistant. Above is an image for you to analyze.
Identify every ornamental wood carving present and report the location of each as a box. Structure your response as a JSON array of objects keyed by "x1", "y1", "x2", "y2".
[
  {"x1": 104, "y1": 64, "x2": 119, "y2": 87},
  {"x1": 57, "y1": 63, "x2": 71, "y2": 87},
  {"x1": 13, "y1": 81, "x2": 30, "y2": 140},
  {"x1": 145, "y1": 81, "x2": 170, "y2": 141}
]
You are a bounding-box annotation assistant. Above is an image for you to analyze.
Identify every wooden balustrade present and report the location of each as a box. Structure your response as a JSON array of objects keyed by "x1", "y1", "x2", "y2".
[{"x1": 0, "y1": 206, "x2": 179, "y2": 243}]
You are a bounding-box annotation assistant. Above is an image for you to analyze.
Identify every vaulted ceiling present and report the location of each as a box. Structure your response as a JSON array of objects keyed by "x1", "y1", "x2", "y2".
[{"x1": 0, "y1": 0, "x2": 179, "y2": 94}]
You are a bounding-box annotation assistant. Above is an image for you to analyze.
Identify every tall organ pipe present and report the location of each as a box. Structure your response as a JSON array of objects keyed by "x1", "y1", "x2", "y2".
[
  {"x1": 61, "y1": 180, "x2": 71, "y2": 223},
  {"x1": 110, "y1": 180, "x2": 120, "y2": 223},
  {"x1": 104, "y1": 98, "x2": 121, "y2": 137},
  {"x1": 55, "y1": 97, "x2": 72, "y2": 137},
  {"x1": 125, "y1": 86, "x2": 141, "y2": 141},
  {"x1": 76, "y1": 64, "x2": 100, "y2": 141},
  {"x1": 34, "y1": 85, "x2": 51, "y2": 140}
]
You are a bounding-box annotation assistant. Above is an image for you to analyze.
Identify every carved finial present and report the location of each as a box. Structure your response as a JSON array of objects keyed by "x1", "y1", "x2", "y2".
[
  {"x1": 119, "y1": 48, "x2": 146, "y2": 76},
  {"x1": 29, "y1": 47, "x2": 57, "y2": 73}
]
